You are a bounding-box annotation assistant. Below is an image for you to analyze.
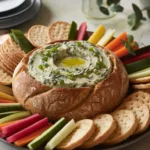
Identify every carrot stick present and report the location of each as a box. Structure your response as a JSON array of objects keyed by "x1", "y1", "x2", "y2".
[
  {"x1": 115, "y1": 42, "x2": 138, "y2": 58},
  {"x1": 114, "y1": 44, "x2": 124, "y2": 51},
  {"x1": 105, "y1": 32, "x2": 127, "y2": 51},
  {"x1": 0, "y1": 99, "x2": 16, "y2": 103},
  {"x1": 0, "y1": 120, "x2": 19, "y2": 131},
  {"x1": 14, "y1": 124, "x2": 52, "y2": 147}
]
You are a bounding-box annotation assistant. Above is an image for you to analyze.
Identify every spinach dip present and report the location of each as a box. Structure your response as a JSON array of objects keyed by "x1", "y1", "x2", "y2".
[{"x1": 28, "y1": 41, "x2": 112, "y2": 88}]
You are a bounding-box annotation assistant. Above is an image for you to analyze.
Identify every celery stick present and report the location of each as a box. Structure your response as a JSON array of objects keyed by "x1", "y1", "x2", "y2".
[{"x1": 128, "y1": 67, "x2": 150, "y2": 79}]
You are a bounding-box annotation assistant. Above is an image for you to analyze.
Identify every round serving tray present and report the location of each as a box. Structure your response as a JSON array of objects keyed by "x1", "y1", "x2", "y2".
[{"x1": 0, "y1": 33, "x2": 150, "y2": 150}]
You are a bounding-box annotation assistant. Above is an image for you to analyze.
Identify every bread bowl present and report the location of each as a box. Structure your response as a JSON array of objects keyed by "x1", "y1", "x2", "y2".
[{"x1": 12, "y1": 41, "x2": 129, "y2": 121}]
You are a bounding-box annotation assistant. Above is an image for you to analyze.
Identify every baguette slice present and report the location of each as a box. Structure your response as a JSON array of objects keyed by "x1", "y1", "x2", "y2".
[
  {"x1": 57, "y1": 119, "x2": 95, "y2": 150},
  {"x1": 81, "y1": 114, "x2": 116, "y2": 149}
]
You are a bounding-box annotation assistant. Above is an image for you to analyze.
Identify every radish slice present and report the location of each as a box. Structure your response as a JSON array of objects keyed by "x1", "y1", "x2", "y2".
[
  {"x1": 2, "y1": 114, "x2": 41, "y2": 137},
  {"x1": 7, "y1": 118, "x2": 49, "y2": 143},
  {"x1": 76, "y1": 22, "x2": 87, "y2": 40}
]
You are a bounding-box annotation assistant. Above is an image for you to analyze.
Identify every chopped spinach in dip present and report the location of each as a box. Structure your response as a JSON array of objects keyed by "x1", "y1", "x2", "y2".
[{"x1": 28, "y1": 41, "x2": 112, "y2": 88}]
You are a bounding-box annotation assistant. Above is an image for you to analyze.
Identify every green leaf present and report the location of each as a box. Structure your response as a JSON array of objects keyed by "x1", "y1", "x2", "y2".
[
  {"x1": 141, "y1": 17, "x2": 146, "y2": 21},
  {"x1": 107, "y1": 0, "x2": 114, "y2": 6},
  {"x1": 132, "y1": 3, "x2": 143, "y2": 20},
  {"x1": 131, "y1": 42, "x2": 139, "y2": 47},
  {"x1": 127, "y1": 35, "x2": 134, "y2": 44},
  {"x1": 128, "y1": 13, "x2": 140, "y2": 30},
  {"x1": 99, "y1": 6, "x2": 110, "y2": 15},
  {"x1": 121, "y1": 40, "x2": 136, "y2": 56},
  {"x1": 147, "y1": 8, "x2": 150, "y2": 18},
  {"x1": 97, "y1": 0, "x2": 103, "y2": 6},
  {"x1": 113, "y1": 0, "x2": 120, "y2": 4},
  {"x1": 111, "y1": 4, "x2": 124, "y2": 12}
]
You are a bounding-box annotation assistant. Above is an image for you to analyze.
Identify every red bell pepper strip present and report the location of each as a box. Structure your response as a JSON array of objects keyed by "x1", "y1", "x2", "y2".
[{"x1": 122, "y1": 51, "x2": 150, "y2": 65}]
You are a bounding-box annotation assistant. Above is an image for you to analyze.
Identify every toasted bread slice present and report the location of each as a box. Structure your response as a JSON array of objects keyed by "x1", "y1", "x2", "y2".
[{"x1": 57, "y1": 119, "x2": 95, "y2": 150}]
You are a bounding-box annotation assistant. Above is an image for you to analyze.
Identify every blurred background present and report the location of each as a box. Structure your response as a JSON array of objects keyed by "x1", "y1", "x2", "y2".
[{"x1": 0, "y1": 0, "x2": 150, "y2": 45}]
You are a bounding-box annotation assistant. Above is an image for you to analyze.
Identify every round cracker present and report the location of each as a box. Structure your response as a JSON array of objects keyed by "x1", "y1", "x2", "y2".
[
  {"x1": 81, "y1": 114, "x2": 116, "y2": 148},
  {"x1": 0, "y1": 47, "x2": 13, "y2": 75},
  {"x1": 0, "y1": 67, "x2": 12, "y2": 85},
  {"x1": 104, "y1": 110, "x2": 137, "y2": 145},
  {"x1": 28, "y1": 25, "x2": 50, "y2": 47},
  {"x1": 8, "y1": 38, "x2": 25, "y2": 57},
  {"x1": 57, "y1": 119, "x2": 95, "y2": 150},
  {"x1": 133, "y1": 83, "x2": 150, "y2": 90},
  {"x1": 130, "y1": 76, "x2": 150, "y2": 84},
  {"x1": 2, "y1": 41, "x2": 20, "y2": 67},
  {"x1": 0, "y1": 45, "x2": 15, "y2": 73},
  {"x1": 5, "y1": 39, "x2": 23, "y2": 63},
  {"x1": 124, "y1": 91, "x2": 150, "y2": 111},
  {"x1": 118, "y1": 101, "x2": 150, "y2": 135},
  {"x1": 48, "y1": 21, "x2": 70, "y2": 42}
]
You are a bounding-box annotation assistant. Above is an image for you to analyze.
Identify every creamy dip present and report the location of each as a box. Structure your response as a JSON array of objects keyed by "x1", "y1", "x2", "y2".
[{"x1": 28, "y1": 41, "x2": 112, "y2": 88}]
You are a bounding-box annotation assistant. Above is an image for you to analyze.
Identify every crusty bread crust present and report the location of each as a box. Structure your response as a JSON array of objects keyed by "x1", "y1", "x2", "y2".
[{"x1": 12, "y1": 43, "x2": 129, "y2": 122}]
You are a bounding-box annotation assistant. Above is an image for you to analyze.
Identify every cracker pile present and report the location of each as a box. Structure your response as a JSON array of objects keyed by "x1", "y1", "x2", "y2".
[
  {"x1": 0, "y1": 37, "x2": 25, "y2": 85},
  {"x1": 0, "y1": 21, "x2": 70, "y2": 85}
]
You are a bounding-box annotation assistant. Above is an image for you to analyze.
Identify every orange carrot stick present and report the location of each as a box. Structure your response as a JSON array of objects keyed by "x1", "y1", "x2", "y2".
[
  {"x1": 115, "y1": 42, "x2": 138, "y2": 58},
  {"x1": 114, "y1": 44, "x2": 124, "y2": 51},
  {"x1": 105, "y1": 32, "x2": 127, "y2": 51},
  {"x1": 14, "y1": 124, "x2": 52, "y2": 147},
  {"x1": 0, "y1": 99, "x2": 16, "y2": 103},
  {"x1": 0, "y1": 120, "x2": 19, "y2": 131}
]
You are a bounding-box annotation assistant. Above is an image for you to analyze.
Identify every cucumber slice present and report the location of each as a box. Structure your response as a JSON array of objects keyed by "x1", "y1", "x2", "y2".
[
  {"x1": 0, "y1": 111, "x2": 31, "y2": 124},
  {"x1": 45, "y1": 119, "x2": 76, "y2": 150},
  {"x1": 0, "y1": 103, "x2": 23, "y2": 113},
  {"x1": 28, "y1": 117, "x2": 67, "y2": 150},
  {"x1": 128, "y1": 67, "x2": 150, "y2": 79},
  {"x1": 125, "y1": 58, "x2": 150, "y2": 74},
  {"x1": 0, "y1": 111, "x2": 19, "y2": 118},
  {"x1": 68, "y1": 21, "x2": 77, "y2": 40}
]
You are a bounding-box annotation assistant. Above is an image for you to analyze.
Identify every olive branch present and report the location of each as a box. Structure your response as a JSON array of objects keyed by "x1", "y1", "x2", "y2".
[{"x1": 97, "y1": 0, "x2": 150, "y2": 30}]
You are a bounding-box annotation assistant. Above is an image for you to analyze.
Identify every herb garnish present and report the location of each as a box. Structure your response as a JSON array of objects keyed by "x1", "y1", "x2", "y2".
[{"x1": 121, "y1": 35, "x2": 138, "y2": 56}]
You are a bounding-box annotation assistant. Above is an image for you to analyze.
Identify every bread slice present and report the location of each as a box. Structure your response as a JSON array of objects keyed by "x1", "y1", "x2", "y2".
[
  {"x1": 104, "y1": 110, "x2": 138, "y2": 145},
  {"x1": 81, "y1": 114, "x2": 116, "y2": 148},
  {"x1": 28, "y1": 25, "x2": 50, "y2": 47},
  {"x1": 57, "y1": 119, "x2": 95, "y2": 150}
]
